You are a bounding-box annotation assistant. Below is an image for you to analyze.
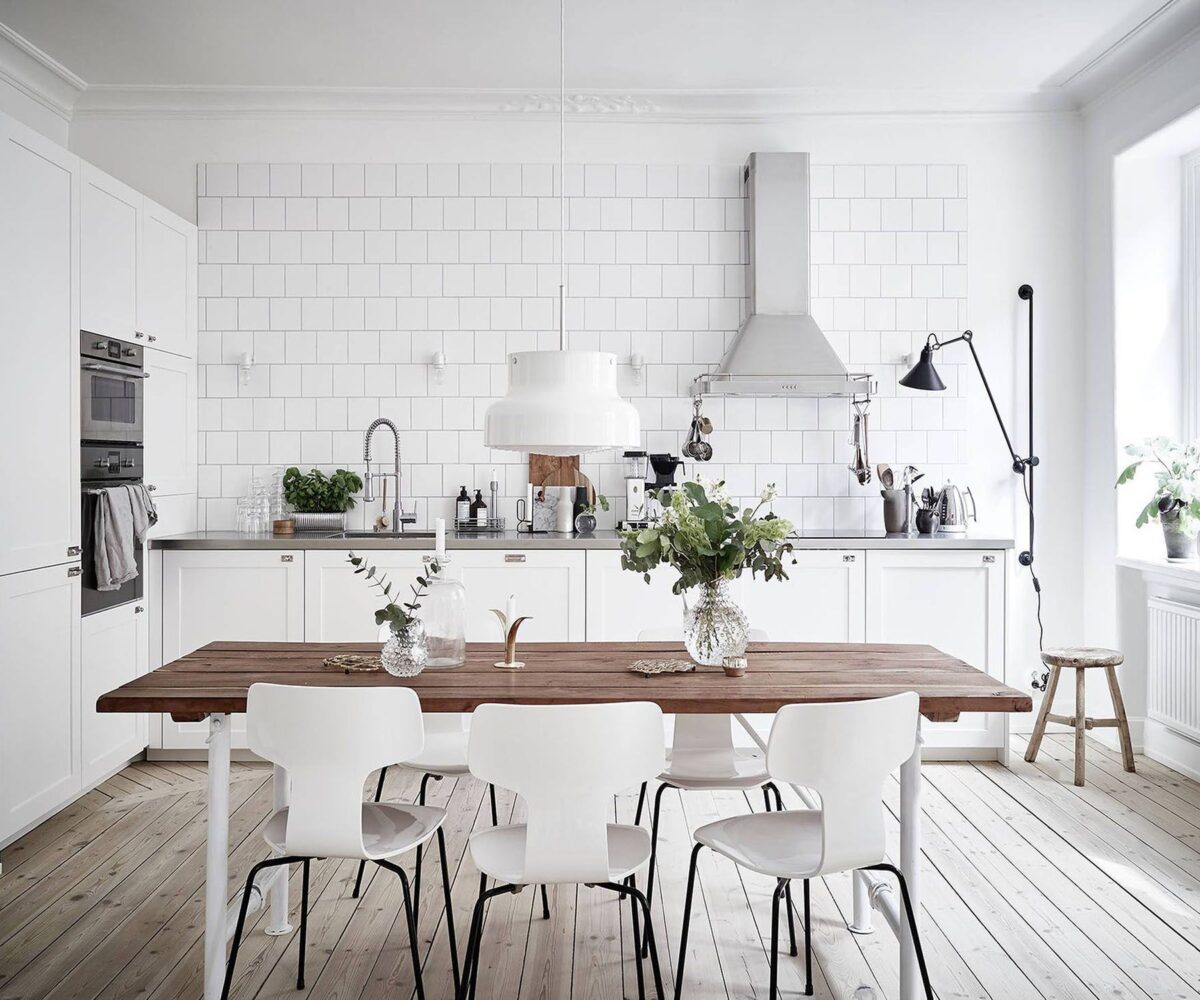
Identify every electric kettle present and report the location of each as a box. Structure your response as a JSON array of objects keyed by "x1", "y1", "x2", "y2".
[{"x1": 936, "y1": 482, "x2": 976, "y2": 533}]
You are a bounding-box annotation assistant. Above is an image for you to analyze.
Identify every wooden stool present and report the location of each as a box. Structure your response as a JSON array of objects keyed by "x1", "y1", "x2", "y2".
[{"x1": 1024, "y1": 647, "x2": 1134, "y2": 785}]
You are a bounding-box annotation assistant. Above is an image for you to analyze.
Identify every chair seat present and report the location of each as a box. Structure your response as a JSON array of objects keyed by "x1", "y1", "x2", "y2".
[
  {"x1": 695, "y1": 809, "x2": 828, "y2": 879},
  {"x1": 399, "y1": 728, "x2": 470, "y2": 776},
  {"x1": 1041, "y1": 646, "x2": 1123, "y2": 669},
  {"x1": 263, "y1": 802, "x2": 445, "y2": 860},
  {"x1": 659, "y1": 746, "x2": 770, "y2": 789},
  {"x1": 469, "y1": 823, "x2": 652, "y2": 884}
]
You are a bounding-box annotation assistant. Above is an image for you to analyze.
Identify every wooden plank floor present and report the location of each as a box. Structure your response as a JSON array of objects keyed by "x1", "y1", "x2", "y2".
[{"x1": 3, "y1": 732, "x2": 1200, "y2": 999}]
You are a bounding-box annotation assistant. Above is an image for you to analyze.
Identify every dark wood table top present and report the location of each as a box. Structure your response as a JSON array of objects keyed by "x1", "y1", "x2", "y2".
[{"x1": 97, "y1": 641, "x2": 1033, "y2": 723}]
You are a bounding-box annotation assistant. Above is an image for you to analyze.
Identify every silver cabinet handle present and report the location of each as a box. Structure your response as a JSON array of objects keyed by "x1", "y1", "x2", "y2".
[
  {"x1": 983, "y1": 554, "x2": 996, "y2": 563},
  {"x1": 842, "y1": 553, "x2": 856, "y2": 563},
  {"x1": 281, "y1": 554, "x2": 294, "y2": 563},
  {"x1": 134, "y1": 605, "x2": 145, "y2": 614},
  {"x1": 67, "y1": 545, "x2": 81, "y2": 557},
  {"x1": 147, "y1": 334, "x2": 158, "y2": 343},
  {"x1": 147, "y1": 484, "x2": 157, "y2": 492},
  {"x1": 504, "y1": 553, "x2": 526, "y2": 563},
  {"x1": 67, "y1": 566, "x2": 81, "y2": 577},
  {"x1": 134, "y1": 331, "x2": 145, "y2": 339}
]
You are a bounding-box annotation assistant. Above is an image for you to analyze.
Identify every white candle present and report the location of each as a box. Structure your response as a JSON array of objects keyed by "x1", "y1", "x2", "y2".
[
  {"x1": 435, "y1": 517, "x2": 446, "y2": 560},
  {"x1": 506, "y1": 593, "x2": 517, "y2": 627}
]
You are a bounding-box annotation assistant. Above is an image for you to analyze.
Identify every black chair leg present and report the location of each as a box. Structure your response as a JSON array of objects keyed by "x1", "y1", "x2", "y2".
[
  {"x1": 412, "y1": 772, "x2": 436, "y2": 917},
  {"x1": 634, "y1": 780, "x2": 648, "y2": 826},
  {"x1": 488, "y1": 783, "x2": 498, "y2": 825},
  {"x1": 436, "y1": 827, "x2": 461, "y2": 994},
  {"x1": 626, "y1": 875, "x2": 647, "y2": 1000},
  {"x1": 297, "y1": 858, "x2": 310, "y2": 989},
  {"x1": 802, "y1": 878, "x2": 812, "y2": 994},
  {"x1": 765, "y1": 781, "x2": 784, "y2": 812},
  {"x1": 674, "y1": 843, "x2": 703, "y2": 1000},
  {"x1": 785, "y1": 881, "x2": 798, "y2": 957},
  {"x1": 599, "y1": 880, "x2": 664, "y2": 1000},
  {"x1": 457, "y1": 879, "x2": 520, "y2": 1000},
  {"x1": 642, "y1": 782, "x2": 671, "y2": 957},
  {"x1": 540, "y1": 883, "x2": 550, "y2": 919},
  {"x1": 863, "y1": 863, "x2": 934, "y2": 1000},
  {"x1": 352, "y1": 765, "x2": 391, "y2": 899},
  {"x1": 221, "y1": 856, "x2": 301, "y2": 1000},
  {"x1": 376, "y1": 859, "x2": 426, "y2": 1000},
  {"x1": 770, "y1": 879, "x2": 787, "y2": 1000},
  {"x1": 763, "y1": 784, "x2": 773, "y2": 813}
]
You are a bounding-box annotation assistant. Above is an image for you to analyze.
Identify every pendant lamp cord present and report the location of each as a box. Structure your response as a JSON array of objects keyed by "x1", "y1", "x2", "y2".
[{"x1": 558, "y1": 0, "x2": 566, "y2": 351}]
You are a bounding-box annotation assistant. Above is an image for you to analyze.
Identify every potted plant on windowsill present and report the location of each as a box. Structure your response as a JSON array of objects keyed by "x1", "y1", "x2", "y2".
[
  {"x1": 282, "y1": 467, "x2": 364, "y2": 531},
  {"x1": 619, "y1": 480, "x2": 795, "y2": 666},
  {"x1": 1116, "y1": 437, "x2": 1200, "y2": 561}
]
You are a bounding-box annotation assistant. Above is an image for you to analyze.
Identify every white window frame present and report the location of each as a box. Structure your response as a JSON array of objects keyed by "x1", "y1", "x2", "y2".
[{"x1": 1185, "y1": 148, "x2": 1200, "y2": 439}]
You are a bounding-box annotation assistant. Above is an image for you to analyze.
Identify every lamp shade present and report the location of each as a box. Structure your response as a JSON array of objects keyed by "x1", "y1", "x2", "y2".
[
  {"x1": 898, "y1": 344, "x2": 946, "y2": 392},
  {"x1": 484, "y1": 350, "x2": 641, "y2": 456}
]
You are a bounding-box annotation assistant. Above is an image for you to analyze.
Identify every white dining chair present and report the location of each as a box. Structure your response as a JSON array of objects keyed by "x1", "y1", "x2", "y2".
[
  {"x1": 633, "y1": 627, "x2": 796, "y2": 957},
  {"x1": 460, "y1": 702, "x2": 667, "y2": 1000},
  {"x1": 351, "y1": 713, "x2": 551, "y2": 920},
  {"x1": 222, "y1": 684, "x2": 459, "y2": 1000},
  {"x1": 674, "y1": 692, "x2": 933, "y2": 1000}
]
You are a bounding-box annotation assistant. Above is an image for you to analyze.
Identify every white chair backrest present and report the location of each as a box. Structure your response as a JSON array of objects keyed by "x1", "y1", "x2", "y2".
[
  {"x1": 637, "y1": 627, "x2": 767, "y2": 752},
  {"x1": 767, "y1": 692, "x2": 919, "y2": 876},
  {"x1": 423, "y1": 712, "x2": 468, "y2": 736},
  {"x1": 247, "y1": 683, "x2": 425, "y2": 859},
  {"x1": 469, "y1": 702, "x2": 665, "y2": 883}
]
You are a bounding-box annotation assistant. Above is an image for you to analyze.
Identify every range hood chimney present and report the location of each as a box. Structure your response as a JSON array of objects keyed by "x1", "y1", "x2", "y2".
[{"x1": 691, "y1": 152, "x2": 874, "y2": 399}]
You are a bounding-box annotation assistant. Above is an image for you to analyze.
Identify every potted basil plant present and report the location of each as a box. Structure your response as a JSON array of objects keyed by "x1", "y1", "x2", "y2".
[
  {"x1": 282, "y1": 467, "x2": 364, "y2": 531},
  {"x1": 620, "y1": 480, "x2": 794, "y2": 665},
  {"x1": 1116, "y1": 437, "x2": 1200, "y2": 560}
]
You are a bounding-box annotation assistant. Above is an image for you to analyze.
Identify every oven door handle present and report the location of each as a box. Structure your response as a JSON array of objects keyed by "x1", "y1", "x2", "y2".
[{"x1": 81, "y1": 362, "x2": 149, "y2": 379}]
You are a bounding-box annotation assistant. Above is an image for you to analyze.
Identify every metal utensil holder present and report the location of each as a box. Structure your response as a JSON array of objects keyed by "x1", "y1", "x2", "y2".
[{"x1": 455, "y1": 516, "x2": 506, "y2": 533}]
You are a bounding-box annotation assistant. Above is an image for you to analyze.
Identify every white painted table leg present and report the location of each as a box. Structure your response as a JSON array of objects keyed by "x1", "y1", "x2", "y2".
[
  {"x1": 849, "y1": 870, "x2": 874, "y2": 934},
  {"x1": 898, "y1": 719, "x2": 923, "y2": 1000},
  {"x1": 204, "y1": 713, "x2": 232, "y2": 1000},
  {"x1": 265, "y1": 764, "x2": 293, "y2": 935}
]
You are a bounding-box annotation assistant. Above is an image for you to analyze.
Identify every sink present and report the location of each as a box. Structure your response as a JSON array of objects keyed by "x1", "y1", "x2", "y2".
[{"x1": 326, "y1": 530, "x2": 437, "y2": 539}]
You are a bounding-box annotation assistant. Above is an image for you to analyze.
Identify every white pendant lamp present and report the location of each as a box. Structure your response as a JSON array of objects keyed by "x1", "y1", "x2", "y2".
[{"x1": 483, "y1": 0, "x2": 640, "y2": 456}]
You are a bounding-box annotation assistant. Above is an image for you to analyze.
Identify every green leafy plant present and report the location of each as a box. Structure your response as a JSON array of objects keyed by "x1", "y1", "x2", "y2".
[
  {"x1": 1116, "y1": 437, "x2": 1200, "y2": 534},
  {"x1": 579, "y1": 494, "x2": 610, "y2": 516},
  {"x1": 619, "y1": 480, "x2": 795, "y2": 594},
  {"x1": 282, "y1": 467, "x2": 364, "y2": 513},
  {"x1": 347, "y1": 552, "x2": 439, "y2": 635}
]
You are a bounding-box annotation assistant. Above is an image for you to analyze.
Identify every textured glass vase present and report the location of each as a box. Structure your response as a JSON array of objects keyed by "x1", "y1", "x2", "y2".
[
  {"x1": 381, "y1": 621, "x2": 428, "y2": 677},
  {"x1": 683, "y1": 580, "x2": 749, "y2": 666}
]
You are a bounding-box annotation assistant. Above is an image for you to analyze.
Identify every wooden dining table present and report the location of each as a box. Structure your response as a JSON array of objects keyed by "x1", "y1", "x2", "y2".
[{"x1": 98, "y1": 639, "x2": 1032, "y2": 1000}]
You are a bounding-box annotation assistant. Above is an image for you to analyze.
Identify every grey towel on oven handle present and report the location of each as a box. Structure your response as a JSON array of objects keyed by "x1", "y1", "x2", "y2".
[{"x1": 93, "y1": 484, "x2": 157, "y2": 591}]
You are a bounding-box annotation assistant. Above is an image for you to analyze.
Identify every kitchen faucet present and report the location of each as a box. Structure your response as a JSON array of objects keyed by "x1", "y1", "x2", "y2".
[{"x1": 362, "y1": 418, "x2": 416, "y2": 531}]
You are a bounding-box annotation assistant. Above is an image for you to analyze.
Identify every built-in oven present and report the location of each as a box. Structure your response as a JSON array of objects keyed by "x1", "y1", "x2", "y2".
[
  {"x1": 80, "y1": 332, "x2": 146, "y2": 444},
  {"x1": 80, "y1": 443, "x2": 146, "y2": 616}
]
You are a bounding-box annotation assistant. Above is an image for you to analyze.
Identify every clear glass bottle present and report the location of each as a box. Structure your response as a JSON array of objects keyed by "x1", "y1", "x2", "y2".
[{"x1": 421, "y1": 556, "x2": 467, "y2": 668}]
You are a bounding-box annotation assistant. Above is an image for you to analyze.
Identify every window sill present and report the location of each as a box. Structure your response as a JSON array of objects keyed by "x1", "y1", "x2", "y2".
[{"x1": 1117, "y1": 554, "x2": 1200, "y2": 586}]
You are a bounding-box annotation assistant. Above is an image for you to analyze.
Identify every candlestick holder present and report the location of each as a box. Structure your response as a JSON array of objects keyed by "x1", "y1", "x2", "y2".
[{"x1": 490, "y1": 609, "x2": 532, "y2": 669}]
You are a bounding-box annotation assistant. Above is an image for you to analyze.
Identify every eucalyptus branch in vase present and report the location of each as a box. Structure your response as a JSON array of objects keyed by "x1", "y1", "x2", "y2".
[{"x1": 348, "y1": 552, "x2": 440, "y2": 635}]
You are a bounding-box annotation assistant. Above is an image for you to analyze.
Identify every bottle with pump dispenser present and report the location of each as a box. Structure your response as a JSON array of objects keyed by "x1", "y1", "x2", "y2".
[{"x1": 455, "y1": 486, "x2": 471, "y2": 524}]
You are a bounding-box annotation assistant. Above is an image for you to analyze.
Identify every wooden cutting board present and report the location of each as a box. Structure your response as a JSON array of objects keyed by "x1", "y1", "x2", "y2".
[{"x1": 529, "y1": 454, "x2": 580, "y2": 487}]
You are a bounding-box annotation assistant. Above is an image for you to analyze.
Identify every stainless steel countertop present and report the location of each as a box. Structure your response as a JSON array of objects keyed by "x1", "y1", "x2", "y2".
[{"x1": 150, "y1": 530, "x2": 1014, "y2": 550}]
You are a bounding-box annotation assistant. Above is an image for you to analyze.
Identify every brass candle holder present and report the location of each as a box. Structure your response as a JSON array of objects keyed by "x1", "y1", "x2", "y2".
[{"x1": 490, "y1": 610, "x2": 532, "y2": 669}]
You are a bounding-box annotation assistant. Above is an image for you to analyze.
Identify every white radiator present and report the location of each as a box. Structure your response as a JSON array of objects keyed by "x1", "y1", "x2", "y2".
[{"x1": 1148, "y1": 597, "x2": 1200, "y2": 741}]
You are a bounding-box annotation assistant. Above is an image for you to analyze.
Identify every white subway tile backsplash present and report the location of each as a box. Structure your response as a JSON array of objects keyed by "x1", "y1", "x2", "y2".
[{"x1": 199, "y1": 160, "x2": 967, "y2": 528}]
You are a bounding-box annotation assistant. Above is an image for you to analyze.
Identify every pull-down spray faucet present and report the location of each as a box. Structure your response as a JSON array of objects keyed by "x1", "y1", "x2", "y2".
[{"x1": 363, "y1": 418, "x2": 414, "y2": 531}]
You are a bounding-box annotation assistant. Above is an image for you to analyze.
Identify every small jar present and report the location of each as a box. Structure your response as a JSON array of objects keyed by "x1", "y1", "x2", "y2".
[{"x1": 421, "y1": 556, "x2": 467, "y2": 668}]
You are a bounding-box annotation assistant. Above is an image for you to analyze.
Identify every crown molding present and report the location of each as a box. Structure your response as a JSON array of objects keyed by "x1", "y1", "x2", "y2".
[
  {"x1": 71, "y1": 84, "x2": 1077, "y2": 123},
  {"x1": 0, "y1": 23, "x2": 86, "y2": 121}
]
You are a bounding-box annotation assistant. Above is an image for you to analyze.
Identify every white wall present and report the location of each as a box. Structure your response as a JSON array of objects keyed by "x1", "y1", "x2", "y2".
[
  {"x1": 0, "y1": 74, "x2": 67, "y2": 144},
  {"x1": 1082, "y1": 28, "x2": 1200, "y2": 747},
  {"x1": 69, "y1": 110, "x2": 1086, "y2": 694}
]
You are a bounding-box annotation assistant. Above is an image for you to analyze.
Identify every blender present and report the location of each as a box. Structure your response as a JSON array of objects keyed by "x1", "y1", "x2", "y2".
[{"x1": 619, "y1": 450, "x2": 649, "y2": 528}]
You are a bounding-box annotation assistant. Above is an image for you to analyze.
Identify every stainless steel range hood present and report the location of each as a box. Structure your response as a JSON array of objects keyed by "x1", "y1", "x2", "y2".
[{"x1": 691, "y1": 152, "x2": 874, "y2": 399}]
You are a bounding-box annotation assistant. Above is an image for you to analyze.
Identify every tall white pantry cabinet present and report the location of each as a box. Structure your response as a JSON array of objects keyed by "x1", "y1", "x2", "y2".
[{"x1": 0, "y1": 110, "x2": 198, "y2": 849}]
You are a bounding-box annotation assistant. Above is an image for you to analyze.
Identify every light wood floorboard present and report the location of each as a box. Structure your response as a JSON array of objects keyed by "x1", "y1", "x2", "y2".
[{"x1": 4, "y1": 735, "x2": 1200, "y2": 998}]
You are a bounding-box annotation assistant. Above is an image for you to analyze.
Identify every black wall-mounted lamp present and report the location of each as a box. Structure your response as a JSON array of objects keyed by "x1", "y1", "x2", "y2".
[{"x1": 900, "y1": 285, "x2": 1046, "y2": 683}]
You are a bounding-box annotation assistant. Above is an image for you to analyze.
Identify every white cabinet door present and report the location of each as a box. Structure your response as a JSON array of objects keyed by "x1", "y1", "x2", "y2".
[
  {"x1": 742, "y1": 550, "x2": 865, "y2": 641},
  {"x1": 0, "y1": 564, "x2": 82, "y2": 844},
  {"x1": 305, "y1": 549, "x2": 429, "y2": 641},
  {"x1": 454, "y1": 550, "x2": 586, "y2": 642},
  {"x1": 139, "y1": 201, "x2": 196, "y2": 358},
  {"x1": 82, "y1": 602, "x2": 149, "y2": 785},
  {"x1": 159, "y1": 549, "x2": 304, "y2": 750},
  {"x1": 0, "y1": 117, "x2": 80, "y2": 576},
  {"x1": 143, "y1": 348, "x2": 197, "y2": 497},
  {"x1": 305, "y1": 549, "x2": 586, "y2": 643},
  {"x1": 866, "y1": 550, "x2": 1006, "y2": 754},
  {"x1": 147, "y1": 493, "x2": 198, "y2": 539},
  {"x1": 80, "y1": 163, "x2": 140, "y2": 343},
  {"x1": 585, "y1": 551, "x2": 688, "y2": 640}
]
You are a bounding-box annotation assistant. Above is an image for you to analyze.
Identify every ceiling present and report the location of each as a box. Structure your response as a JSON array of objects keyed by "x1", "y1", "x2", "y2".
[{"x1": 0, "y1": 0, "x2": 1190, "y2": 110}]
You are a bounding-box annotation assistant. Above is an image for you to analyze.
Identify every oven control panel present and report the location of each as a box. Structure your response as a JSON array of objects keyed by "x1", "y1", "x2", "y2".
[
  {"x1": 80, "y1": 330, "x2": 142, "y2": 367},
  {"x1": 81, "y1": 443, "x2": 143, "y2": 482}
]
